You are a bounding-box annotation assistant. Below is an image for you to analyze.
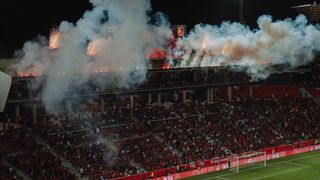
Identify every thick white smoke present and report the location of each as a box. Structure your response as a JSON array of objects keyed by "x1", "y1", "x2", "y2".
[
  {"x1": 177, "y1": 15, "x2": 320, "y2": 80},
  {"x1": 16, "y1": 2, "x2": 320, "y2": 111},
  {"x1": 16, "y1": 0, "x2": 171, "y2": 112}
]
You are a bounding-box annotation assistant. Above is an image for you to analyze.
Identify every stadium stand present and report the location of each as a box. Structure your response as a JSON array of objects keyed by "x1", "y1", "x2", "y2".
[{"x1": 1, "y1": 68, "x2": 320, "y2": 179}]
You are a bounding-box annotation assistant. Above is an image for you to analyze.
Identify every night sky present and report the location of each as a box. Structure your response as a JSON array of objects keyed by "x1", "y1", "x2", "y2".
[{"x1": 0, "y1": 0, "x2": 316, "y2": 58}]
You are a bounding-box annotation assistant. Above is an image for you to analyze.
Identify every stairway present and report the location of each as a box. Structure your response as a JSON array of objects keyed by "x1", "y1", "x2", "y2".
[
  {"x1": 1, "y1": 157, "x2": 32, "y2": 180},
  {"x1": 299, "y1": 87, "x2": 320, "y2": 105},
  {"x1": 299, "y1": 88, "x2": 313, "y2": 98},
  {"x1": 153, "y1": 134, "x2": 182, "y2": 156},
  {"x1": 129, "y1": 160, "x2": 146, "y2": 173},
  {"x1": 27, "y1": 128, "x2": 85, "y2": 179}
]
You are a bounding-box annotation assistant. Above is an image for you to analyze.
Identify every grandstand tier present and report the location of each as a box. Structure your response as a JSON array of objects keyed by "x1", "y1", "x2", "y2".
[{"x1": 1, "y1": 68, "x2": 320, "y2": 179}]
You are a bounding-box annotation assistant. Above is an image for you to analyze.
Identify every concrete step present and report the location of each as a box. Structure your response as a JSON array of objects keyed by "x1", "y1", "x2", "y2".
[{"x1": 1, "y1": 158, "x2": 32, "y2": 180}]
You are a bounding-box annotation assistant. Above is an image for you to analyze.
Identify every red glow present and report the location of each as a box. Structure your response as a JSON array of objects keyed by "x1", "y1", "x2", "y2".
[
  {"x1": 162, "y1": 63, "x2": 170, "y2": 69},
  {"x1": 18, "y1": 71, "x2": 41, "y2": 77},
  {"x1": 147, "y1": 48, "x2": 167, "y2": 60}
]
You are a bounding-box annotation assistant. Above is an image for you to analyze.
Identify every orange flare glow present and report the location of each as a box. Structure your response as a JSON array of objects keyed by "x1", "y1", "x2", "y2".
[
  {"x1": 261, "y1": 60, "x2": 270, "y2": 65},
  {"x1": 87, "y1": 38, "x2": 111, "y2": 57},
  {"x1": 18, "y1": 71, "x2": 41, "y2": 77},
  {"x1": 221, "y1": 43, "x2": 231, "y2": 55},
  {"x1": 49, "y1": 29, "x2": 62, "y2": 50},
  {"x1": 87, "y1": 41, "x2": 98, "y2": 57},
  {"x1": 201, "y1": 36, "x2": 209, "y2": 49},
  {"x1": 95, "y1": 66, "x2": 109, "y2": 73}
]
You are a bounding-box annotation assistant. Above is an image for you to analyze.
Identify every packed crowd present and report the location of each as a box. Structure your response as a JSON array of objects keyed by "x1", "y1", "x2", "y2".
[
  {"x1": 0, "y1": 94, "x2": 320, "y2": 179},
  {"x1": 0, "y1": 161, "x2": 22, "y2": 180},
  {"x1": 0, "y1": 127, "x2": 75, "y2": 179}
]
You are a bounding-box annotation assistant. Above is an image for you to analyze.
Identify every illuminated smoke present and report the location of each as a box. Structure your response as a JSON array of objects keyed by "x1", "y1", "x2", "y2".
[
  {"x1": 177, "y1": 15, "x2": 320, "y2": 80},
  {"x1": 15, "y1": 1, "x2": 320, "y2": 111},
  {"x1": 87, "y1": 37, "x2": 112, "y2": 57},
  {"x1": 16, "y1": 0, "x2": 171, "y2": 112},
  {"x1": 221, "y1": 43, "x2": 231, "y2": 55},
  {"x1": 49, "y1": 29, "x2": 62, "y2": 50},
  {"x1": 87, "y1": 39, "x2": 99, "y2": 57}
]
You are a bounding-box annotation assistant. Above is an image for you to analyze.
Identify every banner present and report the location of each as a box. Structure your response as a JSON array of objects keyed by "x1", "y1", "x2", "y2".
[{"x1": 112, "y1": 139, "x2": 318, "y2": 180}]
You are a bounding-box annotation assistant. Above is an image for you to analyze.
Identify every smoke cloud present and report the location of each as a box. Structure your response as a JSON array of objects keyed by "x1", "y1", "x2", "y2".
[
  {"x1": 177, "y1": 15, "x2": 320, "y2": 80},
  {"x1": 16, "y1": 0, "x2": 171, "y2": 112},
  {"x1": 16, "y1": 1, "x2": 320, "y2": 112}
]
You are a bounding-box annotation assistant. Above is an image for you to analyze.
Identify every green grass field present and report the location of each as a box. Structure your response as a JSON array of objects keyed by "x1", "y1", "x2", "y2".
[
  {"x1": 0, "y1": 59, "x2": 18, "y2": 73},
  {"x1": 184, "y1": 150, "x2": 320, "y2": 180}
]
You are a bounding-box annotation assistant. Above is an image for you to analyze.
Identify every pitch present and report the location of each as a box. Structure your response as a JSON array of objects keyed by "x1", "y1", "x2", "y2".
[{"x1": 184, "y1": 150, "x2": 320, "y2": 180}]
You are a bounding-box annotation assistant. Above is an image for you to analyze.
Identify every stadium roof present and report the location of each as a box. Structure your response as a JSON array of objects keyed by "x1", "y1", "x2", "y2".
[{"x1": 291, "y1": 1, "x2": 320, "y2": 22}]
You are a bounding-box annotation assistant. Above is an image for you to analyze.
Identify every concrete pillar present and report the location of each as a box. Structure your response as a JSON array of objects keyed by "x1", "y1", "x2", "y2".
[
  {"x1": 15, "y1": 105, "x2": 20, "y2": 119},
  {"x1": 100, "y1": 98, "x2": 105, "y2": 113},
  {"x1": 33, "y1": 104, "x2": 37, "y2": 124},
  {"x1": 100, "y1": 98, "x2": 105, "y2": 121},
  {"x1": 227, "y1": 87, "x2": 232, "y2": 101},
  {"x1": 249, "y1": 85, "x2": 253, "y2": 97},
  {"x1": 28, "y1": 79, "x2": 33, "y2": 99},
  {"x1": 148, "y1": 93, "x2": 152, "y2": 104},
  {"x1": 67, "y1": 101, "x2": 72, "y2": 119},
  {"x1": 174, "y1": 91, "x2": 179, "y2": 102},
  {"x1": 129, "y1": 95, "x2": 134, "y2": 109},
  {"x1": 182, "y1": 91, "x2": 187, "y2": 104},
  {"x1": 207, "y1": 89, "x2": 210, "y2": 104},
  {"x1": 157, "y1": 93, "x2": 161, "y2": 105},
  {"x1": 204, "y1": 68, "x2": 208, "y2": 84}
]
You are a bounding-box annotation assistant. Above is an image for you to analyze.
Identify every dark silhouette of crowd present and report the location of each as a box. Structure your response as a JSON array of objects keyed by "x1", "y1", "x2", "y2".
[{"x1": 1, "y1": 92, "x2": 320, "y2": 179}]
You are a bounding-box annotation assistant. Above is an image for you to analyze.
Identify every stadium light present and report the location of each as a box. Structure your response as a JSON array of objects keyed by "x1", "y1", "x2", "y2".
[
  {"x1": 240, "y1": 0, "x2": 244, "y2": 23},
  {"x1": 291, "y1": 1, "x2": 320, "y2": 23}
]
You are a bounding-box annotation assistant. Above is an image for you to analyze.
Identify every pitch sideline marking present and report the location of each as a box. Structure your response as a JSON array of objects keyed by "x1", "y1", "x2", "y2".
[
  {"x1": 251, "y1": 166, "x2": 310, "y2": 180},
  {"x1": 285, "y1": 161, "x2": 310, "y2": 168},
  {"x1": 212, "y1": 176, "x2": 231, "y2": 180},
  {"x1": 203, "y1": 151, "x2": 320, "y2": 180}
]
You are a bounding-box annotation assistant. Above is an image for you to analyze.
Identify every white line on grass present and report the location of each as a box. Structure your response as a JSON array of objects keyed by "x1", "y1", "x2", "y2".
[
  {"x1": 285, "y1": 161, "x2": 310, "y2": 168},
  {"x1": 213, "y1": 176, "x2": 231, "y2": 180},
  {"x1": 203, "y1": 172, "x2": 233, "y2": 180},
  {"x1": 251, "y1": 166, "x2": 310, "y2": 180},
  {"x1": 203, "y1": 152, "x2": 320, "y2": 180}
]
